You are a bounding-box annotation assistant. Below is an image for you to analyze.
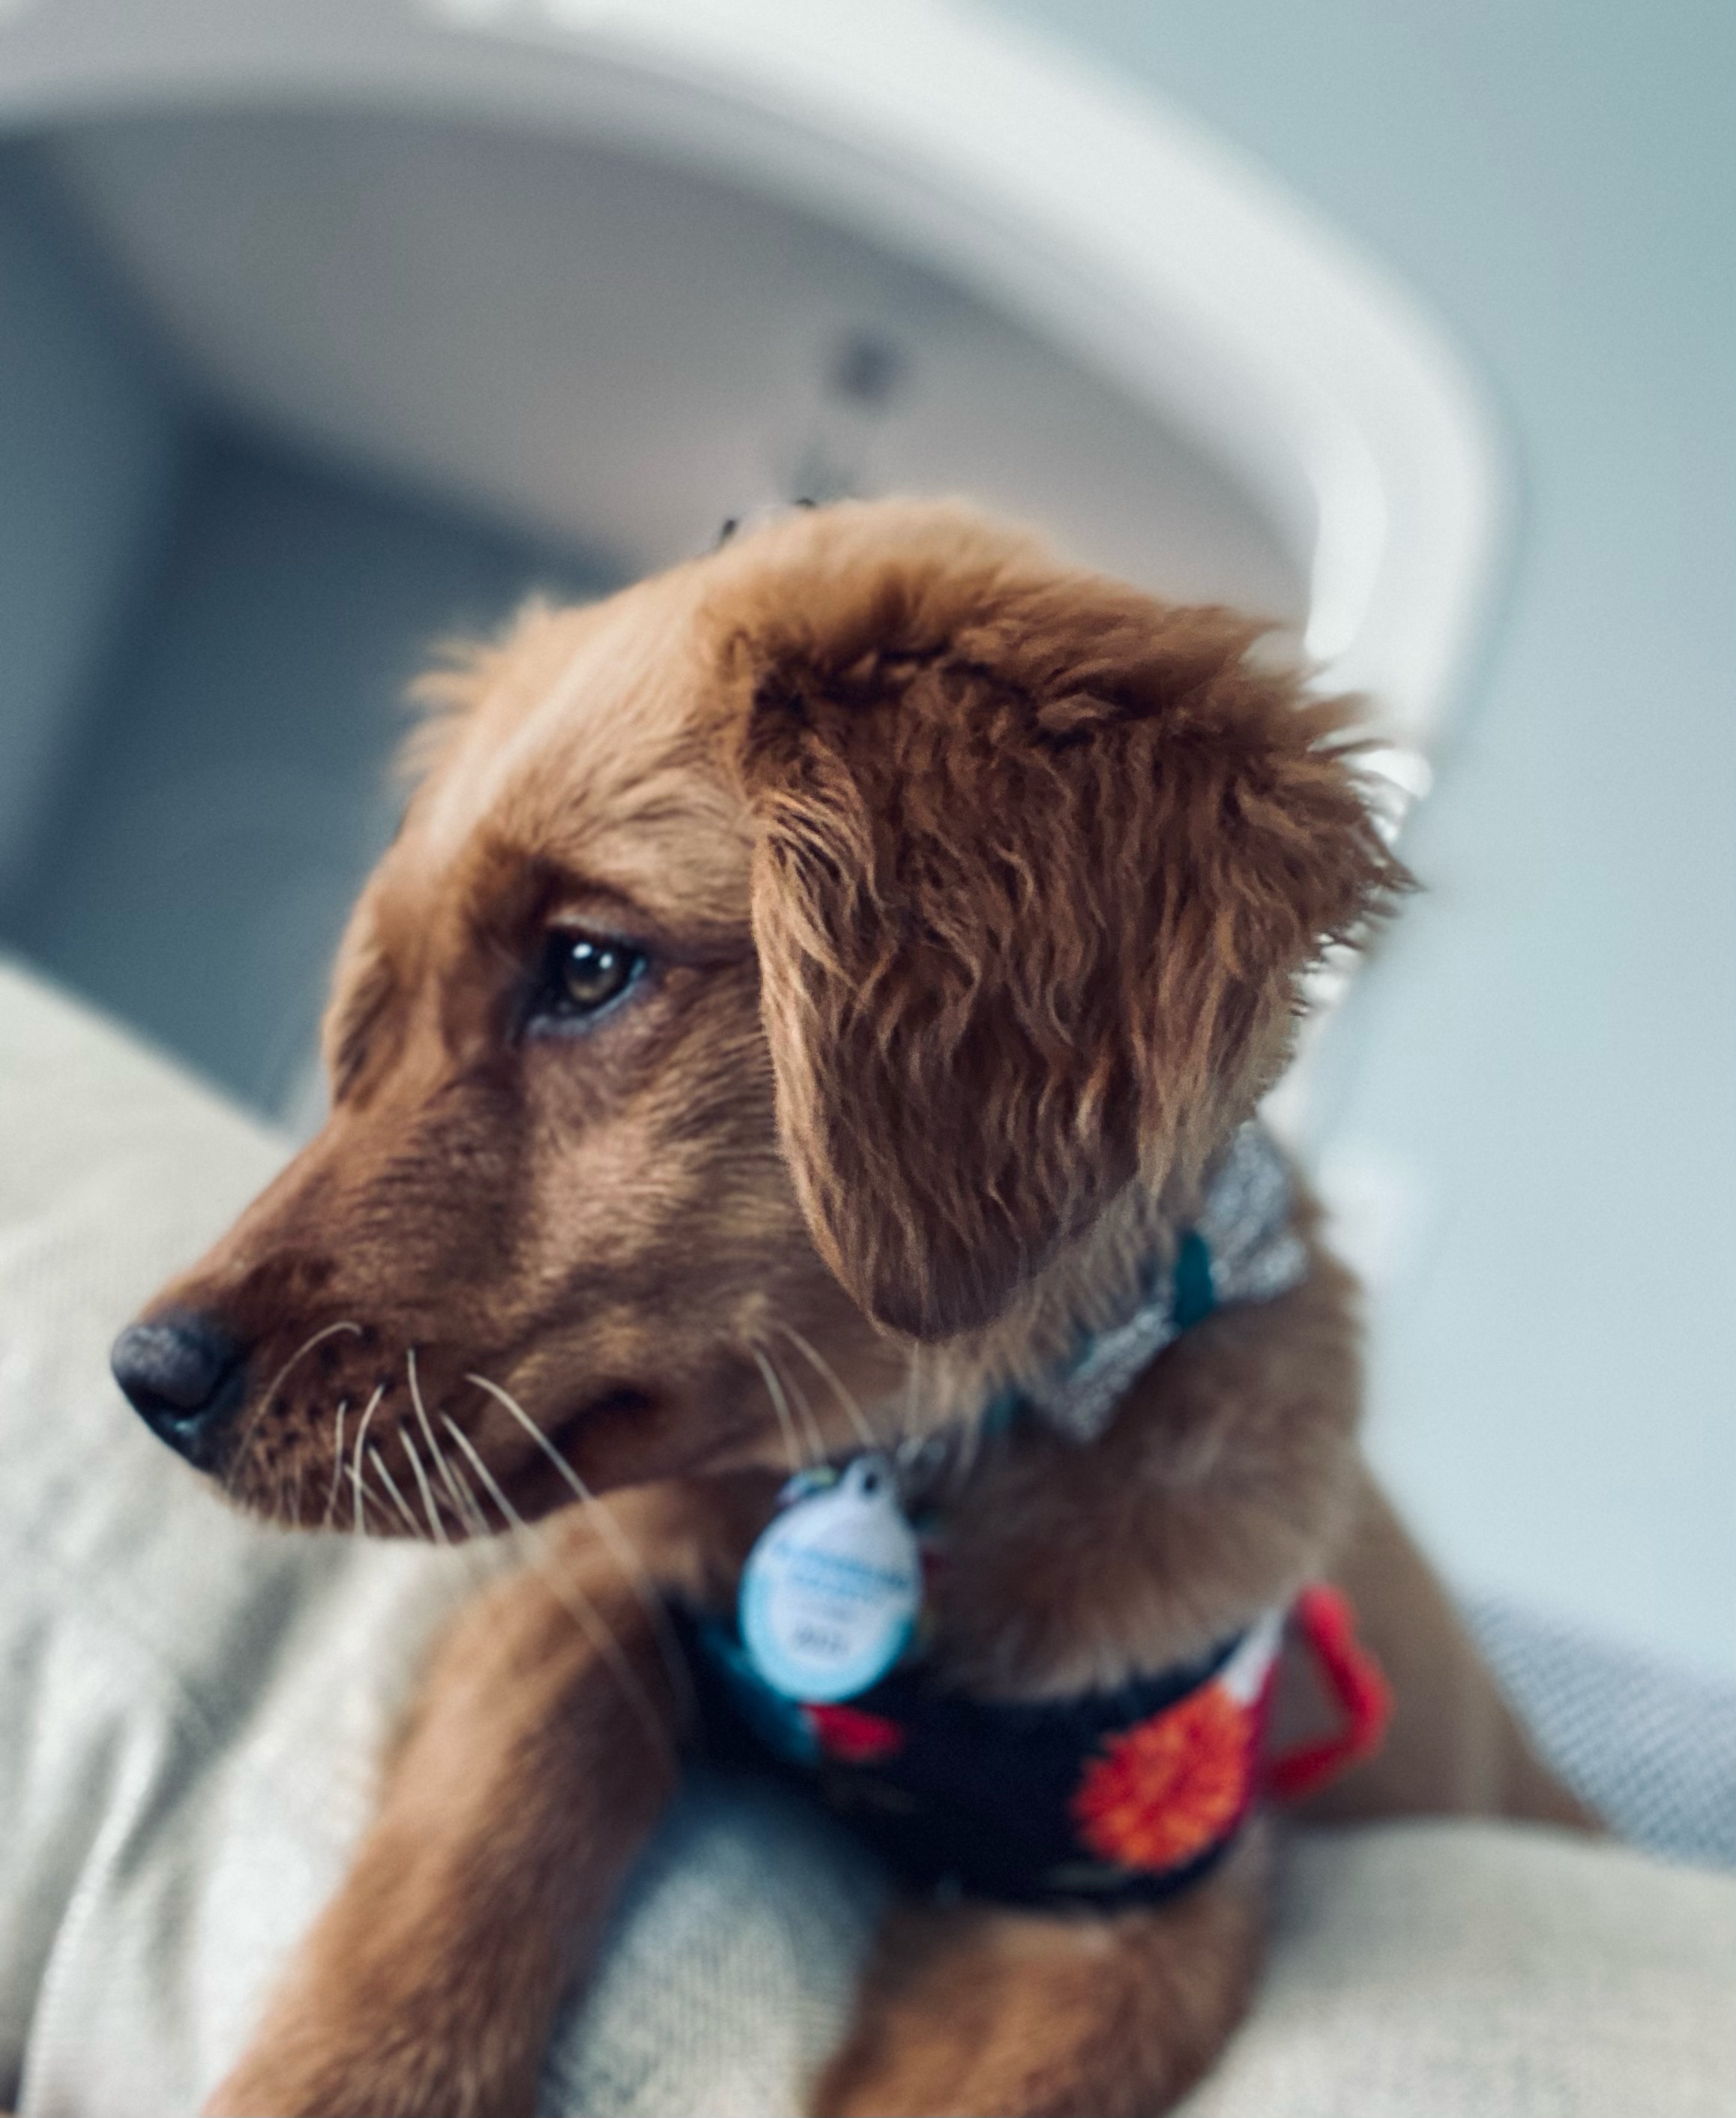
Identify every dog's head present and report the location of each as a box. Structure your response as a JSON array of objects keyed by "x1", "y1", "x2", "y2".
[{"x1": 112, "y1": 501, "x2": 1405, "y2": 1531}]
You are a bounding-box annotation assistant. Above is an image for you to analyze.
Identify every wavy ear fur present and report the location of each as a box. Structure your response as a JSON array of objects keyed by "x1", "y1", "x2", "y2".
[{"x1": 717, "y1": 506, "x2": 1410, "y2": 1341}]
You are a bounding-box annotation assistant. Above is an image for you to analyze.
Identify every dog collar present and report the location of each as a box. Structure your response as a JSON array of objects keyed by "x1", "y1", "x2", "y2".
[{"x1": 1004, "y1": 1119, "x2": 1308, "y2": 1442}]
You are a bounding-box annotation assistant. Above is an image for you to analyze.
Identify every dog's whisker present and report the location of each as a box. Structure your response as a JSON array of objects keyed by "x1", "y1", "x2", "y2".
[
  {"x1": 417, "y1": 1421, "x2": 503, "y2": 1593},
  {"x1": 748, "y1": 1346, "x2": 805, "y2": 1475},
  {"x1": 346, "y1": 1459, "x2": 388, "y2": 1538},
  {"x1": 778, "y1": 1324, "x2": 881, "y2": 1454},
  {"x1": 461, "y1": 1376, "x2": 696, "y2": 1729},
  {"x1": 368, "y1": 1442, "x2": 425, "y2": 1539},
  {"x1": 321, "y1": 1401, "x2": 350, "y2": 1529},
  {"x1": 439, "y1": 1446, "x2": 493, "y2": 1542},
  {"x1": 399, "y1": 1423, "x2": 452, "y2": 1548},
  {"x1": 350, "y1": 1386, "x2": 386, "y2": 1538},
  {"x1": 956, "y1": 1397, "x2": 988, "y2": 1484},
  {"x1": 438, "y1": 1414, "x2": 677, "y2": 1773},
  {"x1": 408, "y1": 1346, "x2": 474, "y2": 1529},
  {"x1": 438, "y1": 1451, "x2": 522, "y2": 1601},
  {"x1": 902, "y1": 1357, "x2": 938, "y2": 1467},
  {"x1": 767, "y1": 1344, "x2": 827, "y2": 1464}
]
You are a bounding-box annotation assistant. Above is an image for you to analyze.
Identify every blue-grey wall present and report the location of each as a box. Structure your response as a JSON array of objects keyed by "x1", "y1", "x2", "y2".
[
  {"x1": 0, "y1": 150, "x2": 183, "y2": 912},
  {"x1": 998, "y1": 0, "x2": 1735, "y2": 1676},
  {"x1": 10, "y1": 431, "x2": 609, "y2": 1115},
  {"x1": 0, "y1": 144, "x2": 615, "y2": 1120}
]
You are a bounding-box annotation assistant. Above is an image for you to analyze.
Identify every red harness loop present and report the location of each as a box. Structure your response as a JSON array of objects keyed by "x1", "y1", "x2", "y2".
[{"x1": 1264, "y1": 1583, "x2": 1393, "y2": 1803}]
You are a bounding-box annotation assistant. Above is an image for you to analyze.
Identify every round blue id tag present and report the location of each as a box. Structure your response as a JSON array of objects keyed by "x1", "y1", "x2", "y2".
[{"x1": 738, "y1": 1454, "x2": 923, "y2": 1703}]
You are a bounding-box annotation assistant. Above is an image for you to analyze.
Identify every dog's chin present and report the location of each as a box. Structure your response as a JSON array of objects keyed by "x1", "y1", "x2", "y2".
[{"x1": 498, "y1": 1385, "x2": 664, "y2": 1520}]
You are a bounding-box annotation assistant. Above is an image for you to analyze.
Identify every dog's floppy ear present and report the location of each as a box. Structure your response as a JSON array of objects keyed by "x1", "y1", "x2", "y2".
[{"x1": 722, "y1": 518, "x2": 1408, "y2": 1340}]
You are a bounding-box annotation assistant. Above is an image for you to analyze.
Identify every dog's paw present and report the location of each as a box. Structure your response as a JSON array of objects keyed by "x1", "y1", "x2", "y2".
[
  {"x1": 813, "y1": 2034, "x2": 1085, "y2": 2118},
  {"x1": 814, "y1": 2018, "x2": 1220, "y2": 2118}
]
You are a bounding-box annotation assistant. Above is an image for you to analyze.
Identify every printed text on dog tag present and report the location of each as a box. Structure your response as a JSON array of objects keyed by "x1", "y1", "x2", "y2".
[{"x1": 738, "y1": 1455, "x2": 922, "y2": 1703}]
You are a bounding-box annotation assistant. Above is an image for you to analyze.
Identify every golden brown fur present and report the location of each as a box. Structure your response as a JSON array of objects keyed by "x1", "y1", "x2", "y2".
[{"x1": 123, "y1": 500, "x2": 1587, "y2": 2118}]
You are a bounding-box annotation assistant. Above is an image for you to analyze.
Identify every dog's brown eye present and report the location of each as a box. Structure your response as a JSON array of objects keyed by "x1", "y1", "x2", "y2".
[{"x1": 531, "y1": 931, "x2": 646, "y2": 1026}]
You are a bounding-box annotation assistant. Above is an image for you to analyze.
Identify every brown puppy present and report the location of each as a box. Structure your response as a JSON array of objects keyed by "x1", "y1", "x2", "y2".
[{"x1": 115, "y1": 501, "x2": 1585, "y2": 2118}]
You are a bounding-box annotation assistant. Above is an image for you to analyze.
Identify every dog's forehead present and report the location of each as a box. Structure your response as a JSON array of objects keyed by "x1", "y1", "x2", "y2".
[
  {"x1": 385, "y1": 498, "x2": 1046, "y2": 946},
  {"x1": 411, "y1": 563, "x2": 751, "y2": 933}
]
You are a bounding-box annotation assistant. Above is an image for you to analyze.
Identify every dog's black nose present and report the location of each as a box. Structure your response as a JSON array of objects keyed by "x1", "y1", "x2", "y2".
[{"x1": 112, "y1": 1314, "x2": 246, "y2": 1465}]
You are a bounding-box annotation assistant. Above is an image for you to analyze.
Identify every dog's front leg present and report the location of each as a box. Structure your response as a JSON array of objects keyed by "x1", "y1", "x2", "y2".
[
  {"x1": 813, "y1": 1827, "x2": 1268, "y2": 2118},
  {"x1": 207, "y1": 1513, "x2": 685, "y2": 2118}
]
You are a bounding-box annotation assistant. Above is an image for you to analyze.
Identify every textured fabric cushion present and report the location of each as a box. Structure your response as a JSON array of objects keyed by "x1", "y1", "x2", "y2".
[
  {"x1": 1463, "y1": 1595, "x2": 1736, "y2": 1871},
  {"x1": 1182, "y1": 1823, "x2": 1735, "y2": 2118},
  {"x1": 1, "y1": 955, "x2": 1732, "y2": 2117}
]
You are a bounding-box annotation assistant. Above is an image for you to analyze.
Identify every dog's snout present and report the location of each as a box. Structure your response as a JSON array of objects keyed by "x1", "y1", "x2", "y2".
[{"x1": 112, "y1": 1314, "x2": 246, "y2": 1466}]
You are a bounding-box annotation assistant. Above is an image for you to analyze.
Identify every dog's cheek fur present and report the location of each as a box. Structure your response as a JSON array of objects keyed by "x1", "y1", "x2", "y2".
[
  {"x1": 491, "y1": 965, "x2": 890, "y2": 1489},
  {"x1": 721, "y1": 538, "x2": 1409, "y2": 1342}
]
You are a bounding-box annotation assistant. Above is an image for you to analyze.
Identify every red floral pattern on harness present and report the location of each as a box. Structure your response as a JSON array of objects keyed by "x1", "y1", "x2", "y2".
[
  {"x1": 1070, "y1": 1586, "x2": 1392, "y2": 1874},
  {"x1": 804, "y1": 1700, "x2": 908, "y2": 1765},
  {"x1": 705, "y1": 1581, "x2": 1393, "y2": 1902}
]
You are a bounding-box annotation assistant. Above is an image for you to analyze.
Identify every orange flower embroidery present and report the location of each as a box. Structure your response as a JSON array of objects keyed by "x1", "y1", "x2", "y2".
[{"x1": 1070, "y1": 1686, "x2": 1253, "y2": 1871}]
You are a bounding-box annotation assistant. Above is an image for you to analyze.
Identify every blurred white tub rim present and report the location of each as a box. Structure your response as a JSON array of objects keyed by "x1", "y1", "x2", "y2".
[{"x1": 0, "y1": 0, "x2": 1504, "y2": 774}]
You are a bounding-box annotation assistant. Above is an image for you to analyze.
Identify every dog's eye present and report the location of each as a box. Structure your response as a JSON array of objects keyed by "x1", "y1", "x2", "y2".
[{"x1": 531, "y1": 931, "x2": 646, "y2": 1025}]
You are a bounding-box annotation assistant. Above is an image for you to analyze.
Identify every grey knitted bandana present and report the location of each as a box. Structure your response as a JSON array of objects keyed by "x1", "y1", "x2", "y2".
[{"x1": 1022, "y1": 1122, "x2": 1309, "y2": 1443}]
